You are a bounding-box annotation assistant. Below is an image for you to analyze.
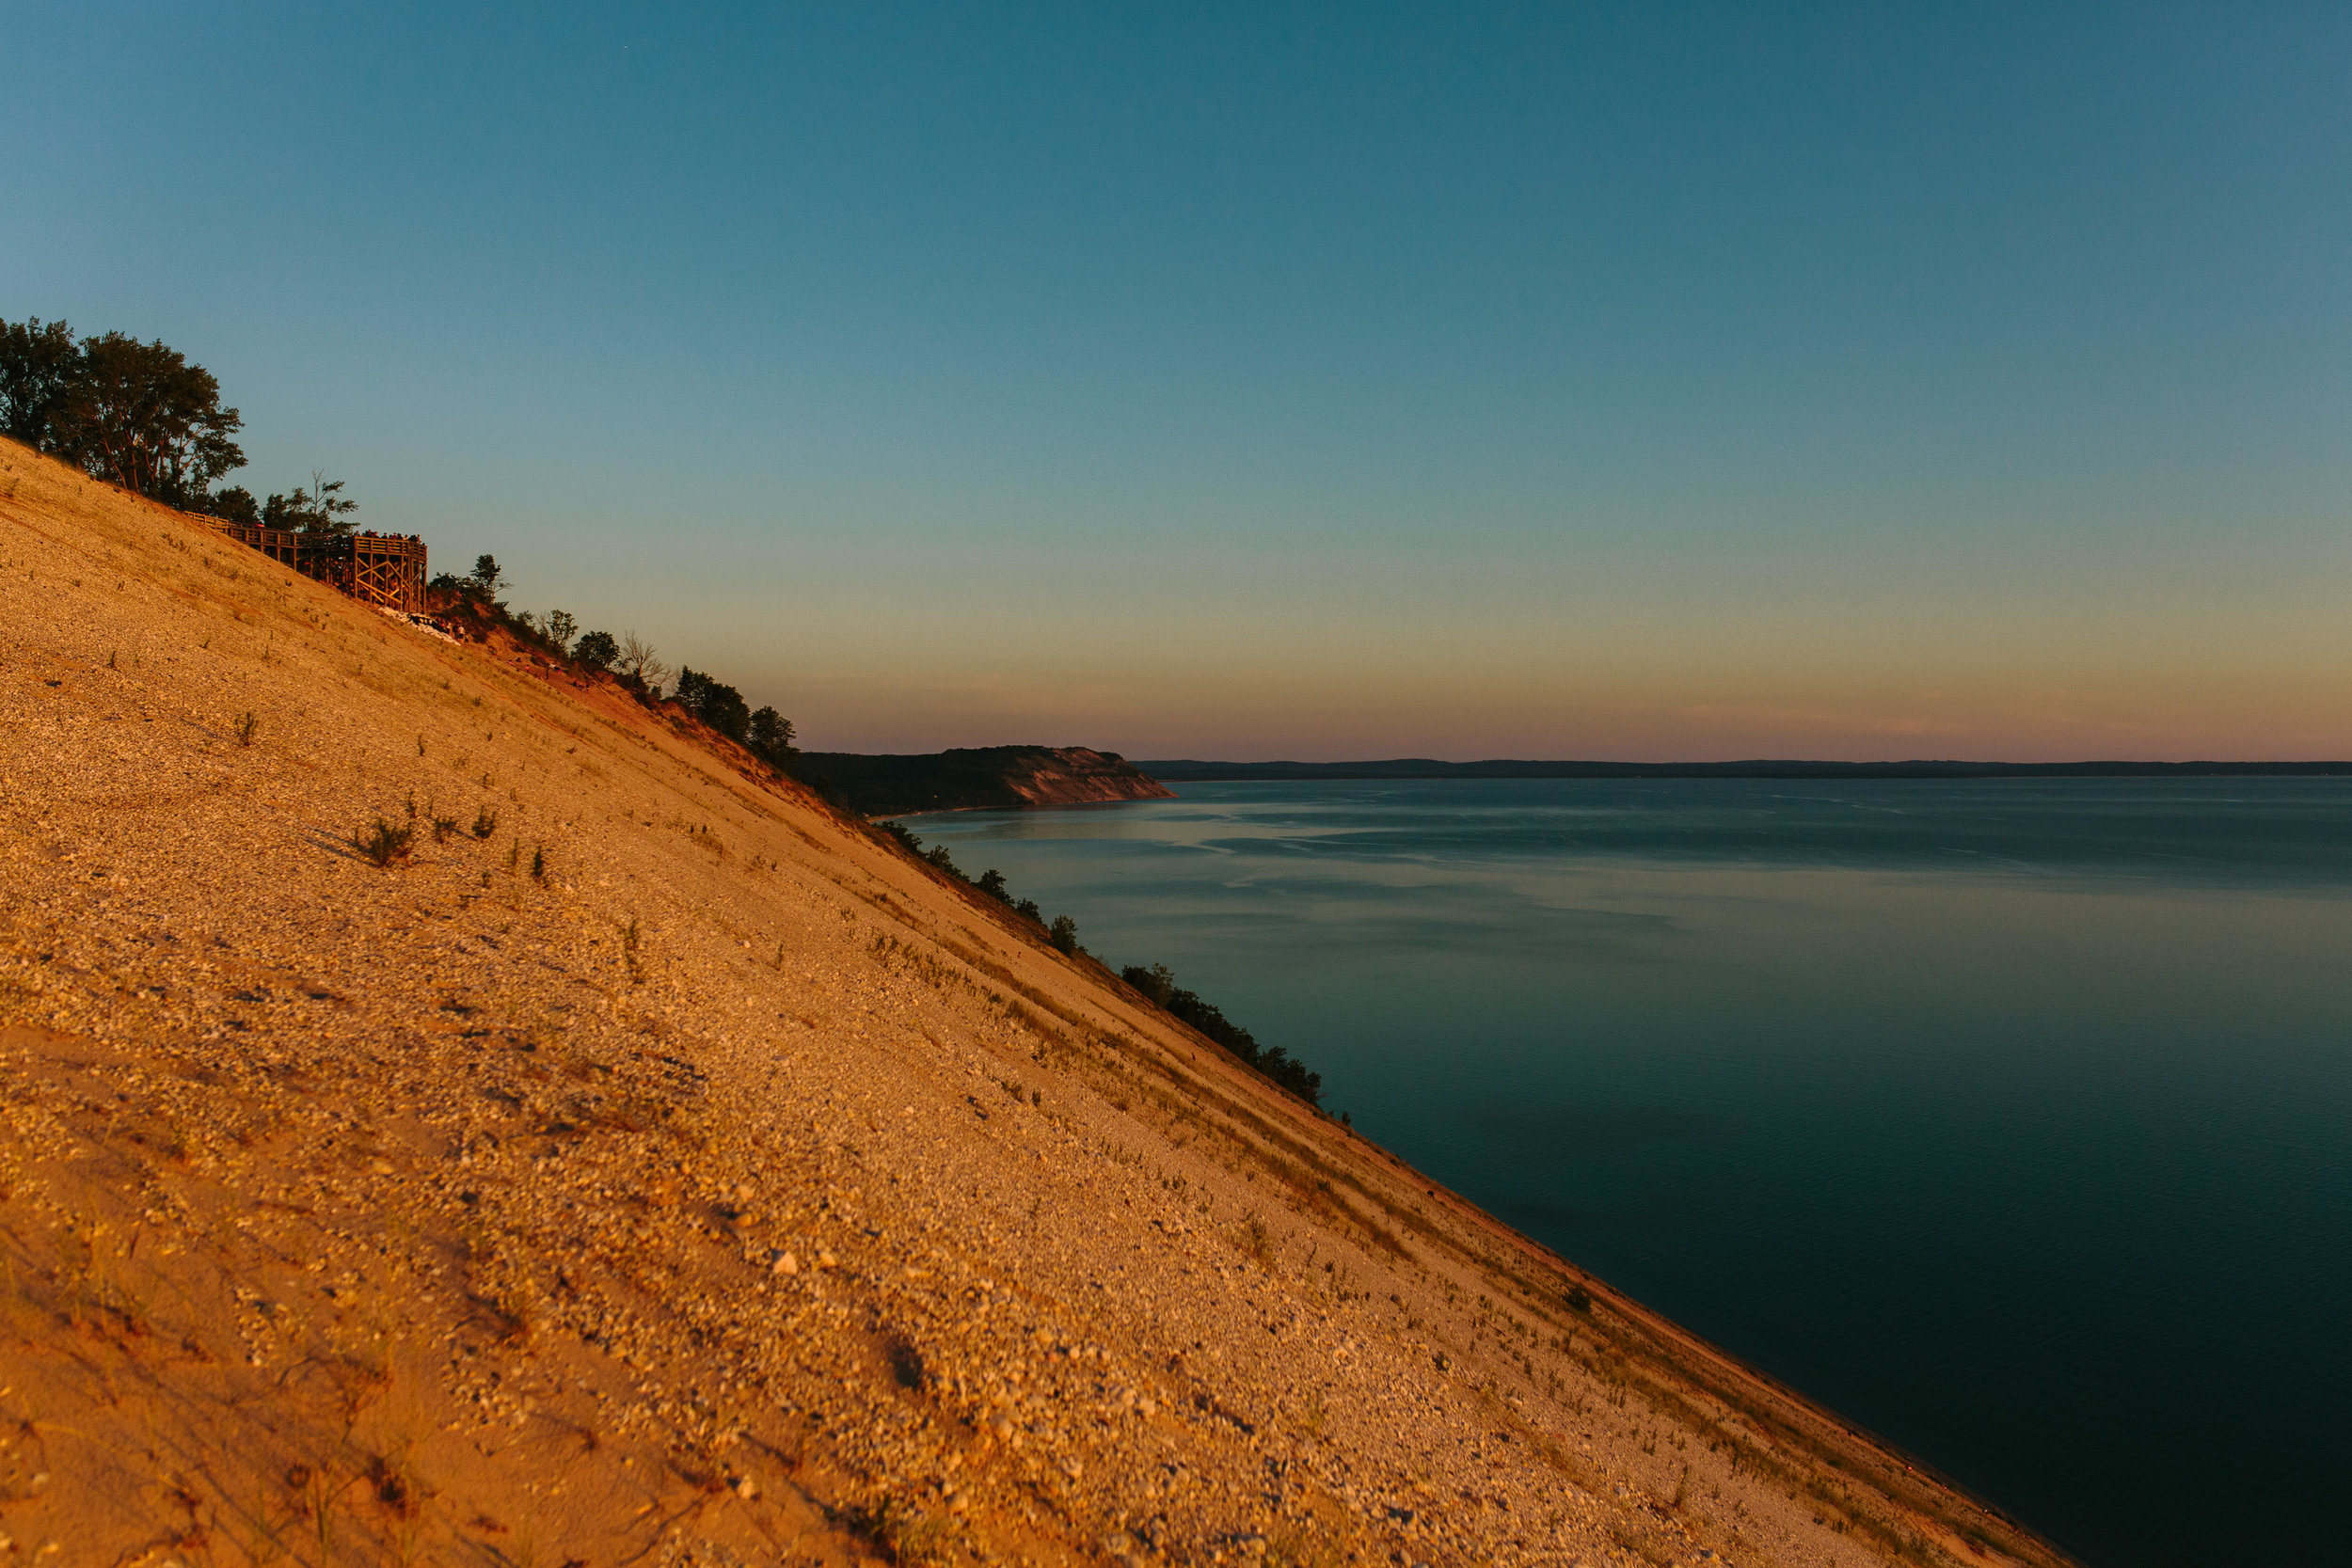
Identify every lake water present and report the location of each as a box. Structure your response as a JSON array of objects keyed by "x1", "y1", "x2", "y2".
[{"x1": 902, "y1": 779, "x2": 2352, "y2": 1566}]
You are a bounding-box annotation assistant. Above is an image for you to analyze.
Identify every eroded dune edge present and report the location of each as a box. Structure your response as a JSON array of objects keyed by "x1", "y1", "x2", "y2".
[{"x1": 0, "y1": 438, "x2": 2072, "y2": 1568}]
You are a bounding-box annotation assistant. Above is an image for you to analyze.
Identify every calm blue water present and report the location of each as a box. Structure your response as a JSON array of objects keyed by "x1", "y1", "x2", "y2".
[{"x1": 904, "y1": 779, "x2": 2352, "y2": 1566}]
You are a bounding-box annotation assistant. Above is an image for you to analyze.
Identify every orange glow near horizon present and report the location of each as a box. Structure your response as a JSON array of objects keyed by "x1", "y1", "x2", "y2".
[{"x1": 644, "y1": 531, "x2": 2352, "y2": 762}]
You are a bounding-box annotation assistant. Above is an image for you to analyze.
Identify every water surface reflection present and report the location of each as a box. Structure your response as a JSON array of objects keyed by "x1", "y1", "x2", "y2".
[{"x1": 907, "y1": 779, "x2": 2352, "y2": 1566}]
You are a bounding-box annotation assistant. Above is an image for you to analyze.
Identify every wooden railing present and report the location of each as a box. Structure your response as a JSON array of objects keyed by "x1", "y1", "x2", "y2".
[
  {"x1": 199, "y1": 515, "x2": 431, "y2": 615},
  {"x1": 208, "y1": 520, "x2": 300, "y2": 566}
]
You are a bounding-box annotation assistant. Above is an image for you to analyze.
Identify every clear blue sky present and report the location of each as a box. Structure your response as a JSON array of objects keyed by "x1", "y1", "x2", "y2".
[{"x1": 8, "y1": 3, "x2": 2349, "y2": 757}]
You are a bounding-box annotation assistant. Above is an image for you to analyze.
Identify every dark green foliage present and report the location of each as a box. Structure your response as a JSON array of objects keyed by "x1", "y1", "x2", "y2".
[
  {"x1": 1124, "y1": 962, "x2": 1176, "y2": 1007},
  {"x1": 672, "y1": 673, "x2": 796, "y2": 771},
  {"x1": 572, "y1": 629, "x2": 619, "y2": 669},
  {"x1": 204, "y1": 485, "x2": 261, "y2": 525},
  {"x1": 675, "y1": 666, "x2": 752, "y2": 744},
  {"x1": 1120, "y1": 961, "x2": 1321, "y2": 1105},
  {"x1": 469, "y1": 554, "x2": 504, "y2": 597},
  {"x1": 353, "y1": 817, "x2": 414, "y2": 868},
  {"x1": 2, "y1": 318, "x2": 375, "y2": 530},
  {"x1": 747, "y1": 705, "x2": 796, "y2": 766},
  {"x1": 870, "y1": 825, "x2": 1054, "y2": 943},
  {"x1": 542, "y1": 609, "x2": 577, "y2": 655},
  {"x1": 262, "y1": 471, "x2": 356, "y2": 535},
  {"x1": 874, "y1": 821, "x2": 968, "y2": 882},
  {"x1": 873, "y1": 828, "x2": 1046, "y2": 933},
  {"x1": 310, "y1": 475, "x2": 354, "y2": 532},
  {"x1": 1254, "y1": 1048, "x2": 1320, "y2": 1106},
  {"x1": 792, "y1": 746, "x2": 1158, "y2": 816},
  {"x1": 40, "y1": 329, "x2": 246, "y2": 507},
  {"x1": 0, "y1": 317, "x2": 80, "y2": 448}
]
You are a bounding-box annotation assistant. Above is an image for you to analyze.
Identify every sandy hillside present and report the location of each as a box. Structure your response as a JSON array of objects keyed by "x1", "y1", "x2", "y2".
[{"x1": 0, "y1": 438, "x2": 2073, "y2": 1568}]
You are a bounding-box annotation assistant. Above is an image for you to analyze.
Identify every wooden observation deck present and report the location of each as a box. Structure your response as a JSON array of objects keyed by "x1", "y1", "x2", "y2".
[
  {"x1": 297, "y1": 531, "x2": 429, "y2": 613},
  {"x1": 209, "y1": 520, "x2": 300, "y2": 566},
  {"x1": 200, "y1": 512, "x2": 433, "y2": 616}
]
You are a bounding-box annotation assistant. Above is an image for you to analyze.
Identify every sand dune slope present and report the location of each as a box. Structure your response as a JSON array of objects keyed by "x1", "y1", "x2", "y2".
[{"x1": 0, "y1": 439, "x2": 2071, "y2": 1568}]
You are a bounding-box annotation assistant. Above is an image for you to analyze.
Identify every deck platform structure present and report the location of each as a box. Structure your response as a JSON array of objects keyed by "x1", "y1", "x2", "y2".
[
  {"x1": 296, "y1": 531, "x2": 429, "y2": 613},
  {"x1": 209, "y1": 520, "x2": 299, "y2": 566}
]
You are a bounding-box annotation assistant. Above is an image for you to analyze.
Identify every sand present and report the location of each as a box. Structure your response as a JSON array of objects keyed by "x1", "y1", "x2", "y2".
[{"x1": 0, "y1": 436, "x2": 2073, "y2": 1567}]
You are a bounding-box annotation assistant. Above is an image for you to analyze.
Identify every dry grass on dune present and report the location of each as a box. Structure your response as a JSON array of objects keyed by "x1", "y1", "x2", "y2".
[{"x1": 0, "y1": 437, "x2": 2073, "y2": 1568}]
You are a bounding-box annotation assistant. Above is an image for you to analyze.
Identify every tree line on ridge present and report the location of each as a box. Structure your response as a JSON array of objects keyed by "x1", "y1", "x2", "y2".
[
  {"x1": 1, "y1": 316, "x2": 362, "y2": 532},
  {"x1": 434, "y1": 554, "x2": 803, "y2": 775}
]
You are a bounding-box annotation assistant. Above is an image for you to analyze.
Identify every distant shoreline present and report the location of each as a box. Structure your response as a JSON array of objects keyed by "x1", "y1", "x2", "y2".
[
  {"x1": 796, "y1": 745, "x2": 1173, "y2": 816},
  {"x1": 1136, "y1": 757, "x2": 2352, "y2": 782}
]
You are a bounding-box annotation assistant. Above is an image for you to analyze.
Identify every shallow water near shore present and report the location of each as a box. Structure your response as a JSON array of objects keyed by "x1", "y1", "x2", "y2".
[{"x1": 904, "y1": 778, "x2": 2352, "y2": 1567}]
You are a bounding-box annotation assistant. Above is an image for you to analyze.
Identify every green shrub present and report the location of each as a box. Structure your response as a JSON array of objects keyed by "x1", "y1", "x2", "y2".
[
  {"x1": 353, "y1": 818, "x2": 414, "y2": 868},
  {"x1": 1120, "y1": 960, "x2": 1321, "y2": 1106}
]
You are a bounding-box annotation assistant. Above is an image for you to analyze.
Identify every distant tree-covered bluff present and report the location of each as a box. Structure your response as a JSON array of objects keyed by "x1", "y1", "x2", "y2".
[{"x1": 796, "y1": 746, "x2": 1174, "y2": 817}]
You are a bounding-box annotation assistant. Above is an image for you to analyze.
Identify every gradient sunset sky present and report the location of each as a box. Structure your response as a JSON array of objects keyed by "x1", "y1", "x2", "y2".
[{"x1": 8, "y1": 3, "x2": 2348, "y2": 759}]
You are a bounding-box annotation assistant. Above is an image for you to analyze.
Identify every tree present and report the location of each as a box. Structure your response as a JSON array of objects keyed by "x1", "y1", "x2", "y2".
[
  {"x1": 0, "y1": 318, "x2": 81, "y2": 449},
  {"x1": 543, "y1": 610, "x2": 578, "y2": 654},
  {"x1": 615, "y1": 632, "x2": 669, "y2": 693},
  {"x1": 45, "y1": 331, "x2": 245, "y2": 506},
  {"x1": 1124, "y1": 962, "x2": 1177, "y2": 1007},
  {"x1": 573, "y1": 629, "x2": 619, "y2": 669},
  {"x1": 1049, "y1": 914, "x2": 1079, "y2": 954},
  {"x1": 976, "y1": 868, "x2": 1010, "y2": 903},
  {"x1": 705, "y1": 683, "x2": 750, "y2": 741},
  {"x1": 469, "y1": 554, "x2": 505, "y2": 597},
  {"x1": 1116, "y1": 959, "x2": 1320, "y2": 1104},
  {"x1": 203, "y1": 485, "x2": 261, "y2": 525},
  {"x1": 675, "y1": 667, "x2": 752, "y2": 742},
  {"x1": 300, "y1": 471, "x2": 356, "y2": 534},
  {"x1": 261, "y1": 473, "x2": 357, "y2": 535},
  {"x1": 748, "y1": 706, "x2": 796, "y2": 761}
]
